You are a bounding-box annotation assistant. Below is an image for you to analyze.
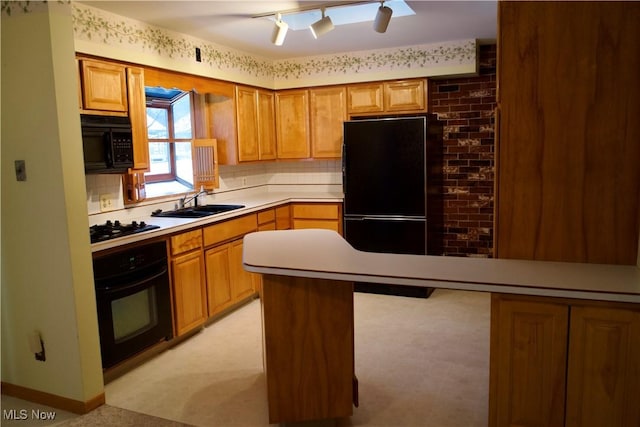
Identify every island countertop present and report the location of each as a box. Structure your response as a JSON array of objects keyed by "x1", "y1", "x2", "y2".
[{"x1": 243, "y1": 229, "x2": 640, "y2": 303}]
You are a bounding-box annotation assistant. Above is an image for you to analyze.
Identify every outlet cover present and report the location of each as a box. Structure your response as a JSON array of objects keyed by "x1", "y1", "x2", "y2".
[{"x1": 99, "y1": 193, "x2": 114, "y2": 212}]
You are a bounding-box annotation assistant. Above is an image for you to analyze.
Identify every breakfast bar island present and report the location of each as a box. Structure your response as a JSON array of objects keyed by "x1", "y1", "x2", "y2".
[{"x1": 243, "y1": 229, "x2": 640, "y2": 426}]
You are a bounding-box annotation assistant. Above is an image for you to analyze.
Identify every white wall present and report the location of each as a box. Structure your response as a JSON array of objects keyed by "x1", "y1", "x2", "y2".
[{"x1": 1, "y1": 2, "x2": 103, "y2": 403}]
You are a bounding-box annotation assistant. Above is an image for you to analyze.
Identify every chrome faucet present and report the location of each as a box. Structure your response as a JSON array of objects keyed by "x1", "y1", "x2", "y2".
[{"x1": 179, "y1": 187, "x2": 207, "y2": 209}]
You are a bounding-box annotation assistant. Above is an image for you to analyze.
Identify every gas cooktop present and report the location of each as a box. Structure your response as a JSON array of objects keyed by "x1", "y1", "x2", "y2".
[{"x1": 90, "y1": 220, "x2": 160, "y2": 244}]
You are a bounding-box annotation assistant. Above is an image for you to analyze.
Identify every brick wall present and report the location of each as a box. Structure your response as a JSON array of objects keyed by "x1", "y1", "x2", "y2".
[{"x1": 430, "y1": 44, "x2": 496, "y2": 257}]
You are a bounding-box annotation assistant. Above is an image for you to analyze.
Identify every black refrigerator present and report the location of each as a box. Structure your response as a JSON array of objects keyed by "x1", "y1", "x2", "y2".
[{"x1": 342, "y1": 115, "x2": 443, "y2": 297}]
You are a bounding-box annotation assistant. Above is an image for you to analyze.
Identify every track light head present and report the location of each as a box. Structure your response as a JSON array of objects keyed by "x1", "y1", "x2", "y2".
[
  {"x1": 373, "y1": 3, "x2": 393, "y2": 33},
  {"x1": 310, "y1": 9, "x2": 334, "y2": 39},
  {"x1": 271, "y1": 13, "x2": 289, "y2": 46}
]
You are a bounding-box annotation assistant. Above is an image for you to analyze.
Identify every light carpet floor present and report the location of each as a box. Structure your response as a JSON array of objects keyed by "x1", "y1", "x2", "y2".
[{"x1": 2, "y1": 289, "x2": 490, "y2": 427}]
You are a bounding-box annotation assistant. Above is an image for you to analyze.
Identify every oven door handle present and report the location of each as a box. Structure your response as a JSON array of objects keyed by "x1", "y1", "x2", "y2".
[{"x1": 98, "y1": 267, "x2": 168, "y2": 295}]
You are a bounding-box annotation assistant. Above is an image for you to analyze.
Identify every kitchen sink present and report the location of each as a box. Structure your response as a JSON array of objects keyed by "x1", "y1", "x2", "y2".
[{"x1": 151, "y1": 204, "x2": 245, "y2": 218}]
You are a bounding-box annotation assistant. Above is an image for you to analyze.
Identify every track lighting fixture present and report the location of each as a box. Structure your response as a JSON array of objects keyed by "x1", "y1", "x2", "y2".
[
  {"x1": 310, "y1": 8, "x2": 334, "y2": 39},
  {"x1": 373, "y1": 1, "x2": 393, "y2": 33},
  {"x1": 271, "y1": 13, "x2": 289, "y2": 46}
]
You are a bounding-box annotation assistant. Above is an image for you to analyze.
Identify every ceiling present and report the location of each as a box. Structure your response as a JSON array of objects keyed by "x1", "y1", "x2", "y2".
[{"x1": 78, "y1": 1, "x2": 497, "y2": 60}]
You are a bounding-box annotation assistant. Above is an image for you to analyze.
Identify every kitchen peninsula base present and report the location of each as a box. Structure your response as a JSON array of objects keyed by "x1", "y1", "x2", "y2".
[
  {"x1": 261, "y1": 274, "x2": 356, "y2": 424},
  {"x1": 244, "y1": 229, "x2": 640, "y2": 426}
]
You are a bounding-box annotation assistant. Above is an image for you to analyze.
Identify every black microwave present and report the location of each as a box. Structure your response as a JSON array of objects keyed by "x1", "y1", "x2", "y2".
[{"x1": 81, "y1": 114, "x2": 134, "y2": 174}]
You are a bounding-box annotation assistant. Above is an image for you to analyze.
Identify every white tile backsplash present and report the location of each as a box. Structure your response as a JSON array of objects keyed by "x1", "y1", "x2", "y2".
[
  {"x1": 85, "y1": 160, "x2": 342, "y2": 215},
  {"x1": 85, "y1": 174, "x2": 124, "y2": 214}
]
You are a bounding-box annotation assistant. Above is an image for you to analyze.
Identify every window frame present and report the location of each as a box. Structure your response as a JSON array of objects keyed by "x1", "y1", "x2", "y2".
[{"x1": 145, "y1": 92, "x2": 193, "y2": 186}]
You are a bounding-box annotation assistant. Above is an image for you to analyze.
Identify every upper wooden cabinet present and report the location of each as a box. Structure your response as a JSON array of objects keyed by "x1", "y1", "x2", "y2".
[
  {"x1": 257, "y1": 89, "x2": 277, "y2": 160},
  {"x1": 346, "y1": 79, "x2": 427, "y2": 115},
  {"x1": 79, "y1": 59, "x2": 128, "y2": 114},
  {"x1": 275, "y1": 89, "x2": 310, "y2": 159},
  {"x1": 495, "y1": 2, "x2": 640, "y2": 264},
  {"x1": 384, "y1": 79, "x2": 426, "y2": 112},
  {"x1": 126, "y1": 66, "x2": 149, "y2": 171},
  {"x1": 235, "y1": 86, "x2": 277, "y2": 162},
  {"x1": 309, "y1": 86, "x2": 347, "y2": 158},
  {"x1": 347, "y1": 82, "x2": 384, "y2": 114}
]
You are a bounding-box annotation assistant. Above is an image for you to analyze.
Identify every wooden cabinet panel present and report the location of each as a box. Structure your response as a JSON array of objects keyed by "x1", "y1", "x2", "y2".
[
  {"x1": 291, "y1": 203, "x2": 342, "y2": 234},
  {"x1": 229, "y1": 240, "x2": 257, "y2": 301},
  {"x1": 292, "y1": 219, "x2": 340, "y2": 232},
  {"x1": 203, "y1": 214, "x2": 257, "y2": 247},
  {"x1": 204, "y1": 244, "x2": 233, "y2": 316},
  {"x1": 347, "y1": 83, "x2": 384, "y2": 114},
  {"x1": 262, "y1": 275, "x2": 354, "y2": 423},
  {"x1": 490, "y1": 295, "x2": 568, "y2": 427},
  {"x1": 384, "y1": 79, "x2": 426, "y2": 112},
  {"x1": 257, "y1": 89, "x2": 277, "y2": 160},
  {"x1": 236, "y1": 86, "x2": 260, "y2": 162},
  {"x1": 292, "y1": 203, "x2": 340, "y2": 219},
  {"x1": 566, "y1": 305, "x2": 640, "y2": 427},
  {"x1": 170, "y1": 229, "x2": 202, "y2": 256},
  {"x1": 496, "y1": 1, "x2": 640, "y2": 264},
  {"x1": 275, "y1": 90, "x2": 310, "y2": 159},
  {"x1": 172, "y1": 250, "x2": 207, "y2": 336},
  {"x1": 275, "y1": 205, "x2": 291, "y2": 230},
  {"x1": 310, "y1": 86, "x2": 347, "y2": 158},
  {"x1": 490, "y1": 294, "x2": 640, "y2": 427},
  {"x1": 127, "y1": 66, "x2": 149, "y2": 170},
  {"x1": 257, "y1": 209, "x2": 276, "y2": 225},
  {"x1": 80, "y1": 59, "x2": 128, "y2": 113}
]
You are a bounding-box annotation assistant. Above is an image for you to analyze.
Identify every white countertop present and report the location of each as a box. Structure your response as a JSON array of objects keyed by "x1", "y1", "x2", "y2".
[
  {"x1": 90, "y1": 190, "x2": 343, "y2": 252},
  {"x1": 243, "y1": 229, "x2": 640, "y2": 303}
]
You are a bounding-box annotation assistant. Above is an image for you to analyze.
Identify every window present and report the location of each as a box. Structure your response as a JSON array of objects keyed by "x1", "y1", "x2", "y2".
[{"x1": 145, "y1": 91, "x2": 194, "y2": 197}]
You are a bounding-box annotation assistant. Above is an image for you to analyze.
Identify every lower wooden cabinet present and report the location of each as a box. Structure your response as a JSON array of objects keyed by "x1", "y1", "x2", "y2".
[
  {"x1": 204, "y1": 244, "x2": 234, "y2": 316},
  {"x1": 202, "y1": 213, "x2": 259, "y2": 317},
  {"x1": 275, "y1": 205, "x2": 291, "y2": 230},
  {"x1": 171, "y1": 249, "x2": 207, "y2": 336},
  {"x1": 489, "y1": 294, "x2": 640, "y2": 427},
  {"x1": 291, "y1": 202, "x2": 342, "y2": 234}
]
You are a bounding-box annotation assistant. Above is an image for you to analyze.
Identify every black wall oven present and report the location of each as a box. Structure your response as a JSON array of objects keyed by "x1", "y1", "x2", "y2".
[{"x1": 93, "y1": 241, "x2": 173, "y2": 369}]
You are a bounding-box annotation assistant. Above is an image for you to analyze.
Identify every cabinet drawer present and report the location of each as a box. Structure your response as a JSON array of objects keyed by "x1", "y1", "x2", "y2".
[
  {"x1": 257, "y1": 209, "x2": 276, "y2": 225},
  {"x1": 203, "y1": 214, "x2": 257, "y2": 247},
  {"x1": 292, "y1": 219, "x2": 340, "y2": 232},
  {"x1": 292, "y1": 203, "x2": 340, "y2": 219},
  {"x1": 170, "y1": 229, "x2": 203, "y2": 256}
]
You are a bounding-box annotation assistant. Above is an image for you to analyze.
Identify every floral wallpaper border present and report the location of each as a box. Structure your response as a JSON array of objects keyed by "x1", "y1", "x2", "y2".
[{"x1": 70, "y1": 2, "x2": 476, "y2": 82}]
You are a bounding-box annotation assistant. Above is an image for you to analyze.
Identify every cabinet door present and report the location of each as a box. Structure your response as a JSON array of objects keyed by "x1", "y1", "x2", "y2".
[
  {"x1": 384, "y1": 79, "x2": 426, "y2": 112},
  {"x1": 229, "y1": 239, "x2": 257, "y2": 300},
  {"x1": 257, "y1": 89, "x2": 277, "y2": 160},
  {"x1": 204, "y1": 244, "x2": 234, "y2": 316},
  {"x1": 566, "y1": 305, "x2": 640, "y2": 427},
  {"x1": 236, "y1": 86, "x2": 260, "y2": 162},
  {"x1": 127, "y1": 66, "x2": 150, "y2": 170},
  {"x1": 489, "y1": 295, "x2": 569, "y2": 427},
  {"x1": 172, "y1": 251, "x2": 207, "y2": 336},
  {"x1": 275, "y1": 90, "x2": 310, "y2": 159},
  {"x1": 347, "y1": 83, "x2": 383, "y2": 114},
  {"x1": 310, "y1": 86, "x2": 347, "y2": 158},
  {"x1": 275, "y1": 205, "x2": 291, "y2": 230},
  {"x1": 80, "y1": 59, "x2": 128, "y2": 112}
]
